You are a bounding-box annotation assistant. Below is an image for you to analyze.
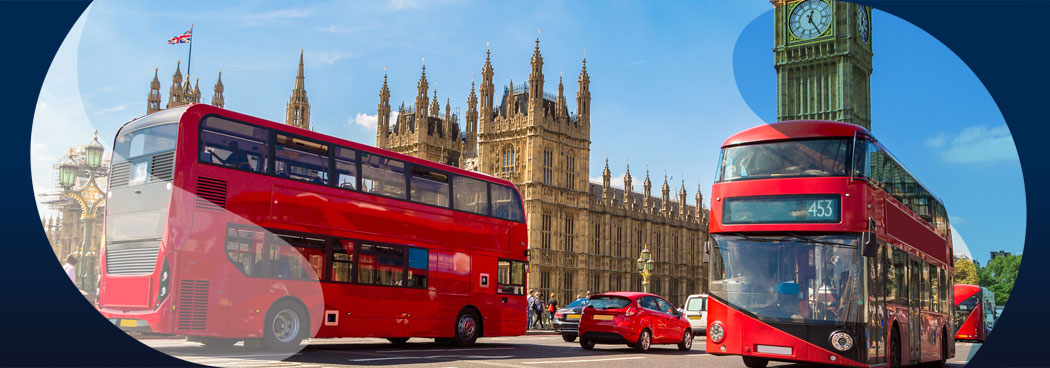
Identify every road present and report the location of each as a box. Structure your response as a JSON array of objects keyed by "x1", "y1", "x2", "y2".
[{"x1": 142, "y1": 334, "x2": 977, "y2": 367}]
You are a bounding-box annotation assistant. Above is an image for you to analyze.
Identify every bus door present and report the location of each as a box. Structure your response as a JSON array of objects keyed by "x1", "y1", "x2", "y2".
[{"x1": 908, "y1": 256, "x2": 922, "y2": 362}]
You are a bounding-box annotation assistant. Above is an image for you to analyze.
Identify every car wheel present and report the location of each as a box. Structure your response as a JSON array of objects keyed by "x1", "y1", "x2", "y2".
[
  {"x1": 561, "y1": 334, "x2": 577, "y2": 342},
  {"x1": 580, "y1": 337, "x2": 595, "y2": 350},
  {"x1": 742, "y1": 356, "x2": 769, "y2": 368},
  {"x1": 678, "y1": 329, "x2": 693, "y2": 351},
  {"x1": 634, "y1": 329, "x2": 652, "y2": 352},
  {"x1": 262, "y1": 300, "x2": 308, "y2": 351},
  {"x1": 452, "y1": 309, "x2": 481, "y2": 346},
  {"x1": 387, "y1": 337, "x2": 410, "y2": 345}
]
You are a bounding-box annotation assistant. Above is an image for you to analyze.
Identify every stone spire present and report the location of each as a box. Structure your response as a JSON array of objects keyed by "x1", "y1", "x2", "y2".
[
  {"x1": 181, "y1": 77, "x2": 193, "y2": 105},
  {"x1": 464, "y1": 80, "x2": 478, "y2": 159},
  {"x1": 528, "y1": 37, "x2": 544, "y2": 118},
  {"x1": 147, "y1": 67, "x2": 161, "y2": 114},
  {"x1": 167, "y1": 60, "x2": 185, "y2": 108},
  {"x1": 430, "y1": 89, "x2": 440, "y2": 117},
  {"x1": 661, "y1": 173, "x2": 671, "y2": 214},
  {"x1": 679, "y1": 179, "x2": 688, "y2": 217},
  {"x1": 193, "y1": 77, "x2": 201, "y2": 103},
  {"x1": 479, "y1": 47, "x2": 495, "y2": 136},
  {"x1": 556, "y1": 74, "x2": 567, "y2": 119},
  {"x1": 624, "y1": 163, "x2": 634, "y2": 210},
  {"x1": 416, "y1": 63, "x2": 429, "y2": 120},
  {"x1": 377, "y1": 73, "x2": 391, "y2": 148},
  {"x1": 577, "y1": 57, "x2": 591, "y2": 125},
  {"x1": 696, "y1": 182, "x2": 705, "y2": 223},
  {"x1": 285, "y1": 49, "x2": 311, "y2": 130},
  {"x1": 602, "y1": 157, "x2": 612, "y2": 203},
  {"x1": 211, "y1": 70, "x2": 224, "y2": 108}
]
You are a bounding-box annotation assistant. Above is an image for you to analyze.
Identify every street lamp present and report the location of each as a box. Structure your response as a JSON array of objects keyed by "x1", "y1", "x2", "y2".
[
  {"x1": 57, "y1": 132, "x2": 107, "y2": 294},
  {"x1": 637, "y1": 245, "x2": 654, "y2": 293}
]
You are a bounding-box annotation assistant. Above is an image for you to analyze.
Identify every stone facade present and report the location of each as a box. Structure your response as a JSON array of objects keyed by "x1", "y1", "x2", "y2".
[
  {"x1": 376, "y1": 40, "x2": 709, "y2": 306},
  {"x1": 148, "y1": 60, "x2": 224, "y2": 114},
  {"x1": 774, "y1": 0, "x2": 873, "y2": 130}
]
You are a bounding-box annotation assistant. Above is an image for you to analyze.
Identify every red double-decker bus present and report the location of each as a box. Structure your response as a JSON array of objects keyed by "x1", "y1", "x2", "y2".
[
  {"x1": 706, "y1": 121, "x2": 954, "y2": 367},
  {"x1": 97, "y1": 104, "x2": 528, "y2": 349},
  {"x1": 953, "y1": 284, "x2": 995, "y2": 342}
]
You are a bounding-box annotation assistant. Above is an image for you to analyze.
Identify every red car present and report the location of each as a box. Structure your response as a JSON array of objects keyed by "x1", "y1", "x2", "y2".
[{"x1": 577, "y1": 292, "x2": 694, "y2": 352}]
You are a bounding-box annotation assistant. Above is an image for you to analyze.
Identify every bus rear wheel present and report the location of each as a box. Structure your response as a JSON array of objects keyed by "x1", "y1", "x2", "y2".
[
  {"x1": 742, "y1": 356, "x2": 769, "y2": 368},
  {"x1": 890, "y1": 326, "x2": 902, "y2": 368},
  {"x1": 452, "y1": 309, "x2": 481, "y2": 346},
  {"x1": 262, "y1": 300, "x2": 309, "y2": 351}
]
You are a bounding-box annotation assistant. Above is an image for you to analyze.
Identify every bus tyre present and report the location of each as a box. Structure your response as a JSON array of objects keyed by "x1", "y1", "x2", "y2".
[
  {"x1": 742, "y1": 356, "x2": 769, "y2": 368},
  {"x1": 562, "y1": 334, "x2": 577, "y2": 342},
  {"x1": 387, "y1": 337, "x2": 410, "y2": 345},
  {"x1": 678, "y1": 329, "x2": 693, "y2": 351},
  {"x1": 890, "y1": 326, "x2": 902, "y2": 368},
  {"x1": 452, "y1": 309, "x2": 480, "y2": 346},
  {"x1": 633, "y1": 329, "x2": 652, "y2": 352},
  {"x1": 263, "y1": 301, "x2": 308, "y2": 351},
  {"x1": 580, "y1": 337, "x2": 595, "y2": 350}
]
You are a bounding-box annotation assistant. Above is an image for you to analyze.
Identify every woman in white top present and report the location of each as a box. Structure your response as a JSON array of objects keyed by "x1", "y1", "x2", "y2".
[{"x1": 63, "y1": 255, "x2": 77, "y2": 283}]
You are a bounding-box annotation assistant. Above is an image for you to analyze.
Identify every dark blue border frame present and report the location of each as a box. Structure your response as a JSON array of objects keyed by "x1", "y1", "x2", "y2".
[{"x1": 1, "y1": 1, "x2": 1045, "y2": 366}]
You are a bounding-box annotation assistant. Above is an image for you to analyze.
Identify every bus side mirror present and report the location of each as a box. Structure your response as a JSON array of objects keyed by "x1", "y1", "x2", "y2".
[{"x1": 862, "y1": 217, "x2": 878, "y2": 258}]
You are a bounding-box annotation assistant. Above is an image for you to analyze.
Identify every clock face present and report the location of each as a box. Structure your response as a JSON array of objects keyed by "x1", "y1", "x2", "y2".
[
  {"x1": 789, "y1": 0, "x2": 832, "y2": 40},
  {"x1": 857, "y1": 6, "x2": 870, "y2": 43}
]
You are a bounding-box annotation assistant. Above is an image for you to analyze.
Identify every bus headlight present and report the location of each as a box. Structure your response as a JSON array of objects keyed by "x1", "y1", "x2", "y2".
[
  {"x1": 155, "y1": 259, "x2": 171, "y2": 309},
  {"x1": 709, "y1": 321, "x2": 726, "y2": 343},
  {"x1": 830, "y1": 330, "x2": 853, "y2": 351}
]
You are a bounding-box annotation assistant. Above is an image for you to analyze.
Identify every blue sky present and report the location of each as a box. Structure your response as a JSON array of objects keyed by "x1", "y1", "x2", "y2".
[{"x1": 32, "y1": 1, "x2": 1024, "y2": 262}]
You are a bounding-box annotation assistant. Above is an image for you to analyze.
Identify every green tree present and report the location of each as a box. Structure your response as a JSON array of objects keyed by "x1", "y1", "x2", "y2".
[
  {"x1": 977, "y1": 254, "x2": 1022, "y2": 305},
  {"x1": 954, "y1": 258, "x2": 979, "y2": 285}
]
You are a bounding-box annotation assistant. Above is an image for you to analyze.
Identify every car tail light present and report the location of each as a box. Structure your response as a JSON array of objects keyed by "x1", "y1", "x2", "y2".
[
  {"x1": 555, "y1": 312, "x2": 563, "y2": 319},
  {"x1": 624, "y1": 306, "x2": 638, "y2": 317}
]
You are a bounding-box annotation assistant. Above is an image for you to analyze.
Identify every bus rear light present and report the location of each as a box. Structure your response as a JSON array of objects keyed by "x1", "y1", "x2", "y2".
[
  {"x1": 709, "y1": 321, "x2": 726, "y2": 343},
  {"x1": 155, "y1": 258, "x2": 171, "y2": 309}
]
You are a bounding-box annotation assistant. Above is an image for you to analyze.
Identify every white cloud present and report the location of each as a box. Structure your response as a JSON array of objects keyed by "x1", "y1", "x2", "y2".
[
  {"x1": 94, "y1": 104, "x2": 127, "y2": 115},
  {"x1": 309, "y1": 51, "x2": 351, "y2": 65},
  {"x1": 929, "y1": 125, "x2": 1017, "y2": 165},
  {"x1": 949, "y1": 215, "x2": 967, "y2": 225},
  {"x1": 235, "y1": 7, "x2": 316, "y2": 26},
  {"x1": 350, "y1": 112, "x2": 378, "y2": 129},
  {"x1": 389, "y1": 0, "x2": 420, "y2": 11}
]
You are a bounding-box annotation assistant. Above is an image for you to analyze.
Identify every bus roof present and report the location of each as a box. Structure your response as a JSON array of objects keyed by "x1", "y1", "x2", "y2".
[
  {"x1": 172, "y1": 104, "x2": 517, "y2": 188},
  {"x1": 721, "y1": 120, "x2": 872, "y2": 148}
]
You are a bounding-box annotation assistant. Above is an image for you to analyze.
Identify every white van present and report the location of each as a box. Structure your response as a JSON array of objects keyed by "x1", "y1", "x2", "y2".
[{"x1": 684, "y1": 294, "x2": 707, "y2": 335}]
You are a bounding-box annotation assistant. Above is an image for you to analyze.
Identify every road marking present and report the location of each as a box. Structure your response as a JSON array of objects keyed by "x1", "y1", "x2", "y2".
[
  {"x1": 386, "y1": 347, "x2": 517, "y2": 353},
  {"x1": 522, "y1": 356, "x2": 646, "y2": 364},
  {"x1": 349, "y1": 355, "x2": 515, "y2": 362}
]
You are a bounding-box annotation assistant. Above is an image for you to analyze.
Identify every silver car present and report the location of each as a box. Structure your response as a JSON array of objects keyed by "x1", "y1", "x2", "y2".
[{"x1": 684, "y1": 294, "x2": 708, "y2": 335}]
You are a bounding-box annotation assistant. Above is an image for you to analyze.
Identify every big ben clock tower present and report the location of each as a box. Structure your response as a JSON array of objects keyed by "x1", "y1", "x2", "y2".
[{"x1": 773, "y1": 0, "x2": 873, "y2": 130}]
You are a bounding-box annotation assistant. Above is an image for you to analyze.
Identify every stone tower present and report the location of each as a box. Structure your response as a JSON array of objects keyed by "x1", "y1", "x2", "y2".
[
  {"x1": 147, "y1": 67, "x2": 161, "y2": 114},
  {"x1": 773, "y1": 0, "x2": 872, "y2": 130},
  {"x1": 212, "y1": 70, "x2": 224, "y2": 108},
  {"x1": 375, "y1": 64, "x2": 462, "y2": 167},
  {"x1": 166, "y1": 60, "x2": 185, "y2": 109},
  {"x1": 377, "y1": 73, "x2": 391, "y2": 149},
  {"x1": 286, "y1": 49, "x2": 311, "y2": 130}
]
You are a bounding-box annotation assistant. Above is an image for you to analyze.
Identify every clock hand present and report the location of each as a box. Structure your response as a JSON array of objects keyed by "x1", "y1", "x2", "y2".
[{"x1": 807, "y1": 11, "x2": 817, "y2": 32}]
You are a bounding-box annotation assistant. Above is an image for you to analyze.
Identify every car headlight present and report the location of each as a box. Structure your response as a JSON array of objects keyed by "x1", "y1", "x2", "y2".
[
  {"x1": 830, "y1": 330, "x2": 853, "y2": 351},
  {"x1": 709, "y1": 321, "x2": 726, "y2": 343}
]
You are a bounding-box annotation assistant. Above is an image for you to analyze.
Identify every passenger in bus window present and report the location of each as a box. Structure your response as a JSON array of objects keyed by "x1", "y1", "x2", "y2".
[{"x1": 210, "y1": 141, "x2": 250, "y2": 170}]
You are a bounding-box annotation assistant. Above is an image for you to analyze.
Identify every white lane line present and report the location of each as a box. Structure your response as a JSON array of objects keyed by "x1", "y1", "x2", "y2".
[
  {"x1": 385, "y1": 347, "x2": 517, "y2": 353},
  {"x1": 521, "y1": 356, "x2": 646, "y2": 364},
  {"x1": 349, "y1": 355, "x2": 515, "y2": 362}
]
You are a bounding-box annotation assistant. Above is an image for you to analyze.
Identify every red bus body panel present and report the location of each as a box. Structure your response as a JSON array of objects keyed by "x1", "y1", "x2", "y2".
[
  {"x1": 98, "y1": 104, "x2": 528, "y2": 340},
  {"x1": 953, "y1": 284, "x2": 986, "y2": 342}
]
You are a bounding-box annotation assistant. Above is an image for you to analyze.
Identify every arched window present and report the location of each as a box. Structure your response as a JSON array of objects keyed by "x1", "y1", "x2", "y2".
[{"x1": 502, "y1": 146, "x2": 515, "y2": 173}]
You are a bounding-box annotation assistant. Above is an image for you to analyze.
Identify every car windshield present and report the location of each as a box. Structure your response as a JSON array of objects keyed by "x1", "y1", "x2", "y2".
[
  {"x1": 717, "y1": 138, "x2": 851, "y2": 182},
  {"x1": 589, "y1": 296, "x2": 631, "y2": 310},
  {"x1": 565, "y1": 298, "x2": 590, "y2": 309},
  {"x1": 709, "y1": 234, "x2": 862, "y2": 324}
]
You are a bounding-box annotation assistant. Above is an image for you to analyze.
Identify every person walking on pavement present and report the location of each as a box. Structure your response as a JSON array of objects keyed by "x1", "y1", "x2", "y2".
[
  {"x1": 527, "y1": 289, "x2": 537, "y2": 330},
  {"x1": 547, "y1": 293, "x2": 559, "y2": 327},
  {"x1": 63, "y1": 255, "x2": 77, "y2": 284}
]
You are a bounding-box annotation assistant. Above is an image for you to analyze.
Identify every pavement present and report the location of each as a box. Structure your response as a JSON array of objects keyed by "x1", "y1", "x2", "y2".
[{"x1": 139, "y1": 334, "x2": 977, "y2": 367}]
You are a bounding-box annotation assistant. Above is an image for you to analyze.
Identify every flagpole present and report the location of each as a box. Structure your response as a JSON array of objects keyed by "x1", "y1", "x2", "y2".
[{"x1": 187, "y1": 24, "x2": 194, "y2": 78}]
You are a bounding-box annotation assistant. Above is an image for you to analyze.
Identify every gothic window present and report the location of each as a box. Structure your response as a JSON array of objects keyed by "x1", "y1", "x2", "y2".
[
  {"x1": 615, "y1": 225, "x2": 623, "y2": 258},
  {"x1": 565, "y1": 153, "x2": 575, "y2": 190},
  {"x1": 540, "y1": 270, "x2": 551, "y2": 294},
  {"x1": 541, "y1": 211, "x2": 552, "y2": 249},
  {"x1": 563, "y1": 214, "x2": 574, "y2": 253},
  {"x1": 593, "y1": 222, "x2": 601, "y2": 255},
  {"x1": 591, "y1": 274, "x2": 601, "y2": 294},
  {"x1": 563, "y1": 271, "x2": 574, "y2": 298},
  {"x1": 543, "y1": 149, "x2": 553, "y2": 185},
  {"x1": 501, "y1": 145, "x2": 516, "y2": 174}
]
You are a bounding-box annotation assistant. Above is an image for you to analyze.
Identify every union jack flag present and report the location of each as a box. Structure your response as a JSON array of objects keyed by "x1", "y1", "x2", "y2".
[{"x1": 168, "y1": 28, "x2": 192, "y2": 44}]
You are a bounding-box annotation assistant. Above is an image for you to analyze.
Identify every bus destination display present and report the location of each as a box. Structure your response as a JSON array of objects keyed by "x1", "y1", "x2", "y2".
[{"x1": 723, "y1": 195, "x2": 840, "y2": 224}]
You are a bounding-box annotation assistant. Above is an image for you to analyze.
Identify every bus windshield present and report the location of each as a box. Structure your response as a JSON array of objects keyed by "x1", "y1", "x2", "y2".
[
  {"x1": 717, "y1": 138, "x2": 850, "y2": 182},
  {"x1": 106, "y1": 121, "x2": 178, "y2": 244},
  {"x1": 709, "y1": 234, "x2": 861, "y2": 324}
]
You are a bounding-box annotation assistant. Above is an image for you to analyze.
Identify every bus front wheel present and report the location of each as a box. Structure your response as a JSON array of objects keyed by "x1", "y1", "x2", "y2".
[
  {"x1": 890, "y1": 326, "x2": 902, "y2": 368},
  {"x1": 742, "y1": 356, "x2": 768, "y2": 368},
  {"x1": 262, "y1": 300, "x2": 309, "y2": 351},
  {"x1": 452, "y1": 309, "x2": 481, "y2": 346}
]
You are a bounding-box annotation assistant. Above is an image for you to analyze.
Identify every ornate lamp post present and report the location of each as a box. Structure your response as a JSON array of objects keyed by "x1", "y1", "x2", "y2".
[
  {"x1": 58, "y1": 131, "x2": 107, "y2": 293},
  {"x1": 636, "y1": 245, "x2": 654, "y2": 293}
]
